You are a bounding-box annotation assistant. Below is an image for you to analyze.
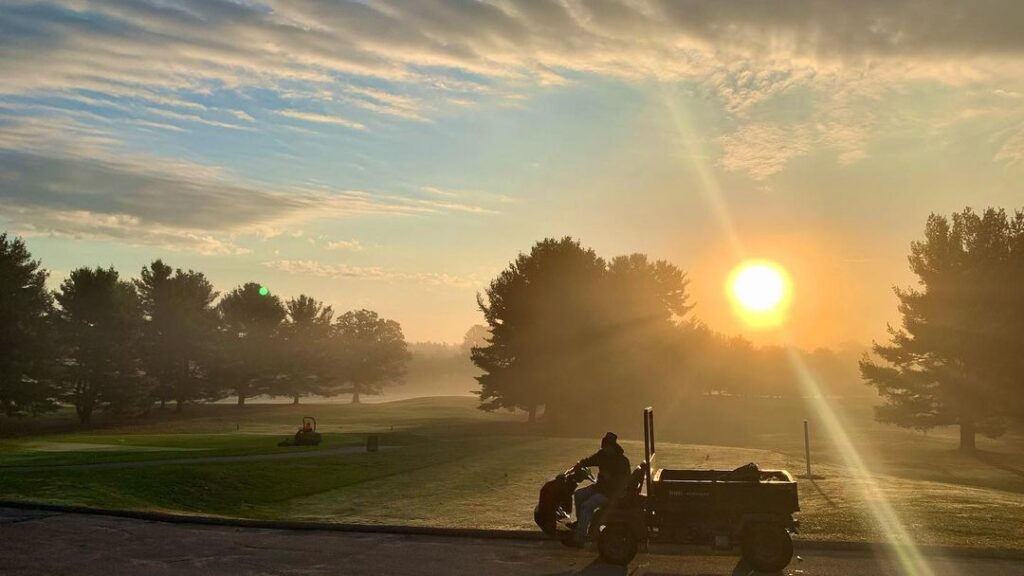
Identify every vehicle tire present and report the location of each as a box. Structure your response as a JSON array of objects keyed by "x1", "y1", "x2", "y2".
[
  {"x1": 741, "y1": 523, "x2": 793, "y2": 573},
  {"x1": 598, "y1": 522, "x2": 638, "y2": 566},
  {"x1": 534, "y1": 506, "x2": 556, "y2": 535}
]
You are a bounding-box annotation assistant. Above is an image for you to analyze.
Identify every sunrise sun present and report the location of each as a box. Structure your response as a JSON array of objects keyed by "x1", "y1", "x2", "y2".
[{"x1": 727, "y1": 260, "x2": 792, "y2": 328}]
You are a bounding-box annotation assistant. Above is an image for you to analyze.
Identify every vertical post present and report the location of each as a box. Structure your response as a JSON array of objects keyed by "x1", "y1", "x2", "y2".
[{"x1": 803, "y1": 420, "x2": 812, "y2": 478}]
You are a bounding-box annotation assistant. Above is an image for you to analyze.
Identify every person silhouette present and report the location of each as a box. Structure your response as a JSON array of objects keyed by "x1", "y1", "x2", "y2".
[{"x1": 563, "y1": 432, "x2": 630, "y2": 547}]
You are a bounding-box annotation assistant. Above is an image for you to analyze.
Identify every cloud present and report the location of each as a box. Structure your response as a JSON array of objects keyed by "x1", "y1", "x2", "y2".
[
  {"x1": 326, "y1": 239, "x2": 364, "y2": 251},
  {"x1": 995, "y1": 126, "x2": 1024, "y2": 166},
  {"x1": 718, "y1": 123, "x2": 814, "y2": 180},
  {"x1": 2, "y1": 0, "x2": 1024, "y2": 194},
  {"x1": 4, "y1": 1, "x2": 1023, "y2": 113},
  {"x1": 276, "y1": 109, "x2": 366, "y2": 130},
  {"x1": 0, "y1": 115, "x2": 493, "y2": 254},
  {"x1": 421, "y1": 186, "x2": 461, "y2": 198},
  {"x1": 263, "y1": 259, "x2": 479, "y2": 289}
]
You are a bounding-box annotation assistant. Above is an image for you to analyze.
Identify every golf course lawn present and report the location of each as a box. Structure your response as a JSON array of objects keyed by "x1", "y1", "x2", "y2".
[{"x1": 2, "y1": 396, "x2": 1023, "y2": 549}]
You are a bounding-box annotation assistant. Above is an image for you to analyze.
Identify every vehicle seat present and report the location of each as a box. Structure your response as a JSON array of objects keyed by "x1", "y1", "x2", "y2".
[{"x1": 617, "y1": 463, "x2": 647, "y2": 504}]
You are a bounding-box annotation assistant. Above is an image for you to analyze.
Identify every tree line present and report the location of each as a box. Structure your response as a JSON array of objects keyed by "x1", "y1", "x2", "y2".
[
  {"x1": 468, "y1": 237, "x2": 868, "y2": 428},
  {"x1": 0, "y1": 234, "x2": 409, "y2": 424},
  {"x1": 472, "y1": 209, "x2": 1024, "y2": 451}
]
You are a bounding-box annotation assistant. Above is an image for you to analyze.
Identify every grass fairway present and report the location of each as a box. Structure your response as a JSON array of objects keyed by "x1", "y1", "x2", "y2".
[{"x1": 2, "y1": 396, "x2": 1023, "y2": 549}]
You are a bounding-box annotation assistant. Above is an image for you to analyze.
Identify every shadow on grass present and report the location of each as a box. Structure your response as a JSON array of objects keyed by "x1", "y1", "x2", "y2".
[
  {"x1": 543, "y1": 557, "x2": 780, "y2": 576},
  {"x1": 974, "y1": 450, "x2": 1024, "y2": 479},
  {"x1": 809, "y1": 479, "x2": 839, "y2": 508}
]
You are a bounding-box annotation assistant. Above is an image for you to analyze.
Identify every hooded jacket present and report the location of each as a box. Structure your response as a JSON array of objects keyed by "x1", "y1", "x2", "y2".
[{"x1": 578, "y1": 443, "x2": 631, "y2": 497}]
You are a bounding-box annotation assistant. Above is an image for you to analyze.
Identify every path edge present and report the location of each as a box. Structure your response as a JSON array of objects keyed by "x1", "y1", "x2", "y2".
[{"x1": 2, "y1": 500, "x2": 1021, "y2": 561}]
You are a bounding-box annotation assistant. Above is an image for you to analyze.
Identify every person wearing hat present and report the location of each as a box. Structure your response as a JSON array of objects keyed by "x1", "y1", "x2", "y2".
[{"x1": 563, "y1": 432, "x2": 630, "y2": 547}]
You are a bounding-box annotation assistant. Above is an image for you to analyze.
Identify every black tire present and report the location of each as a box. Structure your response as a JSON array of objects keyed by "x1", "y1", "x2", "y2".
[
  {"x1": 741, "y1": 524, "x2": 793, "y2": 573},
  {"x1": 534, "y1": 506, "x2": 556, "y2": 535},
  {"x1": 597, "y1": 522, "x2": 638, "y2": 566}
]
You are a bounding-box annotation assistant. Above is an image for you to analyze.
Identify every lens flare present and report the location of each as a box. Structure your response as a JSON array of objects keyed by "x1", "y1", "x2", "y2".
[
  {"x1": 258, "y1": 286, "x2": 270, "y2": 296},
  {"x1": 655, "y1": 83, "x2": 939, "y2": 576}
]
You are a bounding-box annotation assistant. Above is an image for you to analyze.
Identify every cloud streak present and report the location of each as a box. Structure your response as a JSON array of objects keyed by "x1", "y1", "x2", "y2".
[{"x1": 263, "y1": 259, "x2": 480, "y2": 289}]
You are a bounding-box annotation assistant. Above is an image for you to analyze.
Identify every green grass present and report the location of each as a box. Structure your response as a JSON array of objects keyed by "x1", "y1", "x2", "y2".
[{"x1": 1, "y1": 396, "x2": 1023, "y2": 549}]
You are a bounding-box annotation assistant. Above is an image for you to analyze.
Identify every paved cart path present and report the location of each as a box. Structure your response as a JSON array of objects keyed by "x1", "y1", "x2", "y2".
[{"x1": 2, "y1": 507, "x2": 1022, "y2": 576}]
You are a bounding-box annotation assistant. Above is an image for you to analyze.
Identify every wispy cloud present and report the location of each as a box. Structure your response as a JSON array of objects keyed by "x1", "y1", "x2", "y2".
[
  {"x1": 421, "y1": 186, "x2": 461, "y2": 198},
  {"x1": 0, "y1": 115, "x2": 492, "y2": 254},
  {"x1": 276, "y1": 109, "x2": 366, "y2": 131},
  {"x1": 263, "y1": 259, "x2": 479, "y2": 289},
  {"x1": 326, "y1": 239, "x2": 364, "y2": 251},
  {"x1": 995, "y1": 126, "x2": 1024, "y2": 166}
]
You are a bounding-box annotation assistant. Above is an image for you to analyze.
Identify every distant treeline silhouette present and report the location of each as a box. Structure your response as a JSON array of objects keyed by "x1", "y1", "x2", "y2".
[
  {"x1": 0, "y1": 234, "x2": 409, "y2": 424},
  {"x1": 470, "y1": 237, "x2": 870, "y2": 428},
  {"x1": 474, "y1": 210, "x2": 1024, "y2": 451}
]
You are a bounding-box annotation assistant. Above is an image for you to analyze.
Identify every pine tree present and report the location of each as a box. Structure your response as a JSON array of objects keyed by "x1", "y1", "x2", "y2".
[
  {"x1": 0, "y1": 233, "x2": 57, "y2": 417},
  {"x1": 861, "y1": 208, "x2": 1020, "y2": 450},
  {"x1": 54, "y1": 267, "x2": 145, "y2": 425}
]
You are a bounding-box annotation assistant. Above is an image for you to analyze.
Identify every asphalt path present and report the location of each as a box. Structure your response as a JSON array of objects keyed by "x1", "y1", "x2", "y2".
[{"x1": 2, "y1": 507, "x2": 1022, "y2": 576}]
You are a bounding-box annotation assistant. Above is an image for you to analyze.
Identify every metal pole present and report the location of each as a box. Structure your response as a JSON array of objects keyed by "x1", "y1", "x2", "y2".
[{"x1": 804, "y1": 420, "x2": 812, "y2": 477}]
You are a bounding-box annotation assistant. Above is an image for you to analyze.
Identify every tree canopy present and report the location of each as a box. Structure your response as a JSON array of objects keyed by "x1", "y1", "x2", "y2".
[
  {"x1": 216, "y1": 282, "x2": 287, "y2": 406},
  {"x1": 473, "y1": 237, "x2": 693, "y2": 423},
  {"x1": 861, "y1": 208, "x2": 1024, "y2": 450},
  {"x1": 0, "y1": 233, "x2": 56, "y2": 417},
  {"x1": 331, "y1": 309, "x2": 409, "y2": 403},
  {"x1": 54, "y1": 267, "x2": 145, "y2": 424},
  {"x1": 135, "y1": 260, "x2": 219, "y2": 412}
]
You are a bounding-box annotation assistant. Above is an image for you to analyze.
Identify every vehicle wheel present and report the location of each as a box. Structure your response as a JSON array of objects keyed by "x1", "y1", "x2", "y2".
[
  {"x1": 598, "y1": 522, "x2": 638, "y2": 566},
  {"x1": 534, "y1": 506, "x2": 556, "y2": 535},
  {"x1": 741, "y1": 524, "x2": 793, "y2": 573}
]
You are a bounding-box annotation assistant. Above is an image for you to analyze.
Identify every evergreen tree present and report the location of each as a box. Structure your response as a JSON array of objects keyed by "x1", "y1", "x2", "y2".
[
  {"x1": 277, "y1": 294, "x2": 334, "y2": 404},
  {"x1": 861, "y1": 208, "x2": 1020, "y2": 450},
  {"x1": 54, "y1": 267, "x2": 145, "y2": 424},
  {"x1": 473, "y1": 237, "x2": 607, "y2": 423},
  {"x1": 0, "y1": 233, "x2": 57, "y2": 417},
  {"x1": 135, "y1": 260, "x2": 218, "y2": 412}
]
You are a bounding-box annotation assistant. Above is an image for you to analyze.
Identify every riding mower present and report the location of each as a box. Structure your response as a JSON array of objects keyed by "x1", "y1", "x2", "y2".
[{"x1": 278, "y1": 416, "x2": 322, "y2": 446}]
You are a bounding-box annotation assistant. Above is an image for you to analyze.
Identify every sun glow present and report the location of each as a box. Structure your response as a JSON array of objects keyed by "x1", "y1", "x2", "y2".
[{"x1": 727, "y1": 260, "x2": 791, "y2": 328}]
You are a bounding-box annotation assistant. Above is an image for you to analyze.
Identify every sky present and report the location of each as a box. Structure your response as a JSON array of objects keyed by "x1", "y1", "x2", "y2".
[{"x1": 2, "y1": 0, "x2": 1023, "y2": 347}]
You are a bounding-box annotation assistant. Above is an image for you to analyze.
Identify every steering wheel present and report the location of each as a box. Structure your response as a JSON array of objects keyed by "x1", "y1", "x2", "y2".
[{"x1": 571, "y1": 465, "x2": 597, "y2": 484}]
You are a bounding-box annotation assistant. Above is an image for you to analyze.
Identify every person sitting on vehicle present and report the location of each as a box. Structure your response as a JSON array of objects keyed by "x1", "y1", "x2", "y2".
[{"x1": 564, "y1": 432, "x2": 630, "y2": 548}]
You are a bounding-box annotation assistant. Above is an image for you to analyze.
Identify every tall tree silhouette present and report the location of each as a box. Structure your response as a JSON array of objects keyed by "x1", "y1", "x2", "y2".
[
  {"x1": 135, "y1": 260, "x2": 218, "y2": 412},
  {"x1": 277, "y1": 295, "x2": 334, "y2": 404},
  {"x1": 54, "y1": 267, "x2": 145, "y2": 424},
  {"x1": 0, "y1": 234, "x2": 57, "y2": 417},
  {"x1": 216, "y1": 282, "x2": 286, "y2": 406},
  {"x1": 861, "y1": 208, "x2": 1021, "y2": 451},
  {"x1": 473, "y1": 237, "x2": 608, "y2": 423},
  {"x1": 331, "y1": 309, "x2": 409, "y2": 403},
  {"x1": 474, "y1": 240, "x2": 695, "y2": 424}
]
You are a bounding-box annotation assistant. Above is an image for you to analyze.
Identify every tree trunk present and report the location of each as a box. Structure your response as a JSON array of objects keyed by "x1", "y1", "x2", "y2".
[
  {"x1": 237, "y1": 393, "x2": 246, "y2": 406},
  {"x1": 175, "y1": 398, "x2": 184, "y2": 413},
  {"x1": 292, "y1": 395, "x2": 300, "y2": 405},
  {"x1": 351, "y1": 390, "x2": 361, "y2": 404},
  {"x1": 527, "y1": 405, "x2": 537, "y2": 423},
  {"x1": 76, "y1": 381, "x2": 95, "y2": 426},
  {"x1": 160, "y1": 398, "x2": 166, "y2": 410},
  {"x1": 959, "y1": 418, "x2": 977, "y2": 452}
]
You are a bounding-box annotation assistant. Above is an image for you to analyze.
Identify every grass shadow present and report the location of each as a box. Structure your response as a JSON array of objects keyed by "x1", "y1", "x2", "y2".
[{"x1": 974, "y1": 449, "x2": 1024, "y2": 479}]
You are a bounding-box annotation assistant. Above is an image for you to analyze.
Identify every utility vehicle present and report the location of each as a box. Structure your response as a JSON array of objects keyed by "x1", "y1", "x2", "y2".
[{"x1": 535, "y1": 407, "x2": 800, "y2": 572}]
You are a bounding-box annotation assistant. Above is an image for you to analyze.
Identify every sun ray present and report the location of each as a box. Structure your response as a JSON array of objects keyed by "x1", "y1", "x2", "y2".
[{"x1": 652, "y1": 82, "x2": 942, "y2": 576}]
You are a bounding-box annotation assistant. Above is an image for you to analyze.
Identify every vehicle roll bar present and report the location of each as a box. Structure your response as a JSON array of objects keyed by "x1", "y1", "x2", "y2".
[{"x1": 643, "y1": 406, "x2": 655, "y2": 495}]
